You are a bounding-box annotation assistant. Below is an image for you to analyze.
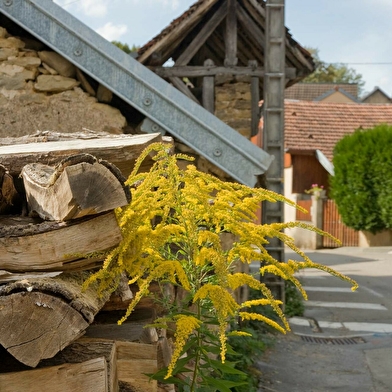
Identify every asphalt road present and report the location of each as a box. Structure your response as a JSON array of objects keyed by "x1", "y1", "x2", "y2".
[{"x1": 257, "y1": 246, "x2": 392, "y2": 392}]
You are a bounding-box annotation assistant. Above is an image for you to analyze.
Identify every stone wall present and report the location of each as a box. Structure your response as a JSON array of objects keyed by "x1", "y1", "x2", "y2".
[
  {"x1": 0, "y1": 26, "x2": 126, "y2": 138},
  {"x1": 214, "y1": 76, "x2": 252, "y2": 139},
  {"x1": 173, "y1": 76, "x2": 254, "y2": 181}
]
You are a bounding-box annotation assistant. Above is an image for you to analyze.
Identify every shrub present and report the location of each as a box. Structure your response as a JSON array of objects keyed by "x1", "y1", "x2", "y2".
[{"x1": 331, "y1": 124, "x2": 392, "y2": 233}]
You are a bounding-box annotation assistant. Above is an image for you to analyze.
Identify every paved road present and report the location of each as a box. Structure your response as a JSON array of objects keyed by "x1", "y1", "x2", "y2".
[{"x1": 258, "y1": 246, "x2": 392, "y2": 392}]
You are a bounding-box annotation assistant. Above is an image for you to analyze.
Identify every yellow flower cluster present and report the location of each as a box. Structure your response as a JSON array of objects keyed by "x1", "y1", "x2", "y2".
[
  {"x1": 166, "y1": 315, "x2": 202, "y2": 379},
  {"x1": 83, "y1": 142, "x2": 358, "y2": 384}
]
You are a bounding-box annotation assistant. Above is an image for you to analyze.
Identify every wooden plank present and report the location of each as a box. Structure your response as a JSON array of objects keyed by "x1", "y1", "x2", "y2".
[
  {"x1": 245, "y1": 0, "x2": 313, "y2": 73},
  {"x1": 168, "y1": 76, "x2": 200, "y2": 103},
  {"x1": 137, "y1": 0, "x2": 217, "y2": 64},
  {"x1": 21, "y1": 154, "x2": 130, "y2": 221},
  {"x1": 154, "y1": 65, "x2": 296, "y2": 79},
  {"x1": 225, "y1": 0, "x2": 238, "y2": 66},
  {"x1": 117, "y1": 359, "x2": 157, "y2": 392},
  {"x1": 175, "y1": 1, "x2": 227, "y2": 66},
  {"x1": 116, "y1": 341, "x2": 157, "y2": 361},
  {"x1": 156, "y1": 65, "x2": 264, "y2": 77},
  {"x1": 202, "y1": 59, "x2": 215, "y2": 113},
  {"x1": 0, "y1": 132, "x2": 164, "y2": 177},
  {"x1": 0, "y1": 212, "x2": 122, "y2": 272},
  {"x1": 236, "y1": 4, "x2": 265, "y2": 49},
  {"x1": 0, "y1": 357, "x2": 108, "y2": 392}
]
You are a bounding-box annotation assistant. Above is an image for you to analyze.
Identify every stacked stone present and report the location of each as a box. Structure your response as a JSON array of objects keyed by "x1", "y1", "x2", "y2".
[
  {"x1": 215, "y1": 75, "x2": 252, "y2": 139},
  {"x1": 0, "y1": 26, "x2": 126, "y2": 138}
]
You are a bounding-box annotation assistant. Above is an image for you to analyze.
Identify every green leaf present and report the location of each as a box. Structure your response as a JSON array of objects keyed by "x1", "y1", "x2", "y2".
[
  {"x1": 202, "y1": 376, "x2": 248, "y2": 391},
  {"x1": 201, "y1": 359, "x2": 247, "y2": 376}
]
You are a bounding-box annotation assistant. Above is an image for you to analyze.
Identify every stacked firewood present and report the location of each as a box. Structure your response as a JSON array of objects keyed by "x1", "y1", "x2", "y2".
[{"x1": 0, "y1": 131, "x2": 175, "y2": 392}]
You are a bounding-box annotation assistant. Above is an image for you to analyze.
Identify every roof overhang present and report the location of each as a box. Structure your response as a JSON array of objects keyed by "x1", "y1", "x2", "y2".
[
  {"x1": 286, "y1": 148, "x2": 334, "y2": 175},
  {"x1": 0, "y1": 0, "x2": 273, "y2": 187}
]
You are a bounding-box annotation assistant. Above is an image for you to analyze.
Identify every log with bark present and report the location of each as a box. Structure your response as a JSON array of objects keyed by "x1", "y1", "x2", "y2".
[
  {"x1": 0, "y1": 357, "x2": 110, "y2": 392},
  {"x1": 21, "y1": 153, "x2": 131, "y2": 221},
  {"x1": 0, "y1": 212, "x2": 122, "y2": 272},
  {"x1": 0, "y1": 130, "x2": 173, "y2": 178},
  {"x1": 0, "y1": 273, "x2": 112, "y2": 367}
]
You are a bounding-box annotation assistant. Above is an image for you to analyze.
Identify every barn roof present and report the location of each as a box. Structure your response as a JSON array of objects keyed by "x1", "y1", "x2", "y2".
[
  {"x1": 137, "y1": 0, "x2": 314, "y2": 85},
  {"x1": 0, "y1": 0, "x2": 273, "y2": 187}
]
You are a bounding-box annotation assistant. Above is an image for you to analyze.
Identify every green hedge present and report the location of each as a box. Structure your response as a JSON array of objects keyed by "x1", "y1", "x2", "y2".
[{"x1": 331, "y1": 124, "x2": 392, "y2": 233}]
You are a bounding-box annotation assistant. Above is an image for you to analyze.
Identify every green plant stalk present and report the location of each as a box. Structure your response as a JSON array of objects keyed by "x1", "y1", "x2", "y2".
[{"x1": 190, "y1": 301, "x2": 202, "y2": 392}]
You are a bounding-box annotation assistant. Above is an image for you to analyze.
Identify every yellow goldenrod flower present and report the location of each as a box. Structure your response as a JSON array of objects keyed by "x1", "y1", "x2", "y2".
[{"x1": 165, "y1": 315, "x2": 201, "y2": 379}]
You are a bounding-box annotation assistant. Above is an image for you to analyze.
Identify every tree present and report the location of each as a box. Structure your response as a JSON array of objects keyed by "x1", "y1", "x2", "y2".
[
  {"x1": 303, "y1": 48, "x2": 365, "y2": 93},
  {"x1": 331, "y1": 124, "x2": 392, "y2": 233},
  {"x1": 111, "y1": 40, "x2": 139, "y2": 54}
]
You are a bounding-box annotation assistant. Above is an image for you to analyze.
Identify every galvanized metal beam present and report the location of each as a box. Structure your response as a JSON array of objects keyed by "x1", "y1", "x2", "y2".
[{"x1": 0, "y1": 0, "x2": 273, "y2": 187}]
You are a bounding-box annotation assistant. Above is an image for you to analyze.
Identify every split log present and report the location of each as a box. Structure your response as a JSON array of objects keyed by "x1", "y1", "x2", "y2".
[
  {"x1": 116, "y1": 341, "x2": 158, "y2": 392},
  {"x1": 0, "y1": 212, "x2": 122, "y2": 272},
  {"x1": 85, "y1": 308, "x2": 158, "y2": 344},
  {"x1": 40, "y1": 338, "x2": 118, "y2": 392},
  {"x1": 0, "y1": 273, "x2": 112, "y2": 367},
  {"x1": 0, "y1": 131, "x2": 173, "y2": 178},
  {"x1": 0, "y1": 270, "x2": 62, "y2": 284},
  {"x1": 0, "y1": 338, "x2": 118, "y2": 391},
  {"x1": 21, "y1": 153, "x2": 131, "y2": 221},
  {"x1": 0, "y1": 357, "x2": 109, "y2": 392}
]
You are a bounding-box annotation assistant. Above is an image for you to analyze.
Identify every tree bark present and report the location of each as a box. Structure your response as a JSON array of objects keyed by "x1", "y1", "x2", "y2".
[{"x1": 0, "y1": 212, "x2": 122, "y2": 272}]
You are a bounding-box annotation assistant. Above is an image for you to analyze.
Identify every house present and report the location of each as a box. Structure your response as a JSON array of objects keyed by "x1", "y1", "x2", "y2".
[
  {"x1": 285, "y1": 82, "x2": 359, "y2": 103},
  {"x1": 362, "y1": 86, "x2": 391, "y2": 104},
  {"x1": 282, "y1": 100, "x2": 392, "y2": 248}
]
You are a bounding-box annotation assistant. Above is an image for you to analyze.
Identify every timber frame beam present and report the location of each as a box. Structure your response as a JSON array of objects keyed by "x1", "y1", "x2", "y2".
[{"x1": 152, "y1": 65, "x2": 296, "y2": 79}]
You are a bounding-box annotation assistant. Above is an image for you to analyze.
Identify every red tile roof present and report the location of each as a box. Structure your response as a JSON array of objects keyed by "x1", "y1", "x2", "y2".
[
  {"x1": 284, "y1": 100, "x2": 392, "y2": 161},
  {"x1": 285, "y1": 83, "x2": 359, "y2": 101}
]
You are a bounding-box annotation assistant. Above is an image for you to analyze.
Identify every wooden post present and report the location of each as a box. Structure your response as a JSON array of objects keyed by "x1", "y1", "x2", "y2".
[
  {"x1": 202, "y1": 59, "x2": 215, "y2": 113},
  {"x1": 249, "y1": 60, "x2": 260, "y2": 137},
  {"x1": 224, "y1": 0, "x2": 238, "y2": 66}
]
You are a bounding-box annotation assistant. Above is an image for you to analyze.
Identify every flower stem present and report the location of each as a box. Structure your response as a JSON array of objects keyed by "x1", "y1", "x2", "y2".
[{"x1": 190, "y1": 301, "x2": 202, "y2": 392}]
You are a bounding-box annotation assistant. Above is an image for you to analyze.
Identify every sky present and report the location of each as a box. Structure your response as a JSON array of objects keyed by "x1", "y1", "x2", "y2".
[{"x1": 53, "y1": 0, "x2": 392, "y2": 98}]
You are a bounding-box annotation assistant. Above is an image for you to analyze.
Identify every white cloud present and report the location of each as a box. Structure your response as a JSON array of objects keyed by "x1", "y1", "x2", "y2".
[
  {"x1": 55, "y1": 0, "x2": 108, "y2": 17},
  {"x1": 96, "y1": 22, "x2": 128, "y2": 42}
]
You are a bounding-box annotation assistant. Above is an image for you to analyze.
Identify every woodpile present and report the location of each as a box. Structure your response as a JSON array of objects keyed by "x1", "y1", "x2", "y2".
[{"x1": 0, "y1": 131, "x2": 175, "y2": 392}]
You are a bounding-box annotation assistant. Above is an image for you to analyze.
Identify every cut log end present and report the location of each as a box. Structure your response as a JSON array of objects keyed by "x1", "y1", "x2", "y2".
[{"x1": 21, "y1": 154, "x2": 131, "y2": 221}]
